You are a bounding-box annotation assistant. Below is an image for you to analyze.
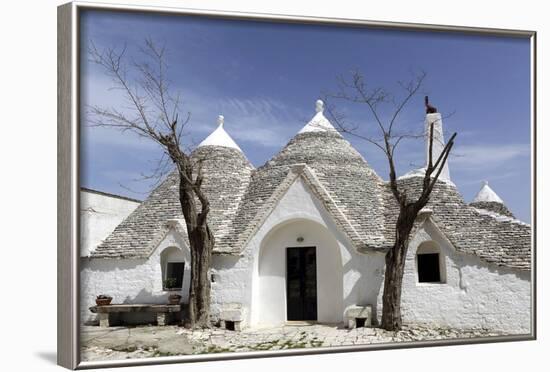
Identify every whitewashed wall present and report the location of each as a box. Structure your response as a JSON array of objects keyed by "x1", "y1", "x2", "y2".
[
  {"x1": 80, "y1": 229, "x2": 190, "y2": 324},
  {"x1": 208, "y1": 177, "x2": 384, "y2": 328},
  {"x1": 80, "y1": 190, "x2": 141, "y2": 257},
  {"x1": 376, "y1": 218, "x2": 531, "y2": 333}
]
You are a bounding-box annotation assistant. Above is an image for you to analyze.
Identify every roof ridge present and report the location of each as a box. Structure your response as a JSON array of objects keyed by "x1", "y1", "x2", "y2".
[{"x1": 81, "y1": 187, "x2": 143, "y2": 203}]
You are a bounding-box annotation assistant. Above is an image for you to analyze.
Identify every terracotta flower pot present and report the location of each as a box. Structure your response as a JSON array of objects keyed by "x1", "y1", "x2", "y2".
[
  {"x1": 168, "y1": 294, "x2": 182, "y2": 305},
  {"x1": 95, "y1": 297, "x2": 112, "y2": 306}
]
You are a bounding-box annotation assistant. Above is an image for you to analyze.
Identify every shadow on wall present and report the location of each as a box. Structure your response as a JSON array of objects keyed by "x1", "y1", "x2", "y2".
[
  {"x1": 213, "y1": 255, "x2": 241, "y2": 270},
  {"x1": 122, "y1": 288, "x2": 172, "y2": 305},
  {"x1": 83, "y1": 289, "x2": 187, "y2": 326},
  {"x1": 342, "y1": 252, "x2": 385, "y2": 326},
  {"x1": 82, "y1": 257, "x2": 145, "y2": 273}
]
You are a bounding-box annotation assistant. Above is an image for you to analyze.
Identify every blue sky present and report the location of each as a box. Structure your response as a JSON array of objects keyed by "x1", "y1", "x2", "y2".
[{"x1": 80, "y1": 10, "x2": 532, "y2": 222}]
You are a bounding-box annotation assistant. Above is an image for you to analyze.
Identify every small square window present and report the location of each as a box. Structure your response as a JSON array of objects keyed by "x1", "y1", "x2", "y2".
[
  {"x1": 225, "y1": 320, "x2": 235, "y2": 331},
  {"x1": 165, "y1": 262, "x2": 185, "y2": 289},
  {"x1": 417, "y1": 253, "x2": 441, "y2": 283}
]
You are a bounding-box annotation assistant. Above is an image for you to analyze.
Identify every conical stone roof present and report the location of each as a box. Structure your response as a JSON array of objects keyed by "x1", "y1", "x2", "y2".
[
  {"x1": 93, "y1": 118, "x2": 253, "y2": 258},
  {"x1": 470, "y1": 181, "x2": 514, "y2": 218},
  {"x1": 266, "y1": 100, "x2": 370, "y2": 168},
  {"x1": 385, "y1": 177, "x2": 529, "y2": 270},
  {"x1": 230, "y1": 101, "x2": 389, "y2": 251}
]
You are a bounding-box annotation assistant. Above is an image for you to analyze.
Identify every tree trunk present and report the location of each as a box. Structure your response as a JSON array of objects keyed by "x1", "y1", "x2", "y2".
[
  {"x1": 187, "y1": 225, "x2": 214, "y2": 328},
  {"x1": 178, "y1": 174, "x2": 214, "y2": 329},
  {"x1": 381, "y1": 207, "x2": 417, "y2": 331}
]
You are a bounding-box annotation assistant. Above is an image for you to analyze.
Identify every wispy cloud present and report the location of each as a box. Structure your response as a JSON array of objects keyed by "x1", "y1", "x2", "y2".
[
  {"x1": 83, "y1": 69, "x2": 308, "y2": 151},
  {"x1": 458, "y1": 171, "x2": 521, "y2": 186},
  {"x1": 214, "y1": 97, "x2": 305, "y2": 147},
  {"x1": 450, "y1": 143, "x2": 530, "y2": 170}
]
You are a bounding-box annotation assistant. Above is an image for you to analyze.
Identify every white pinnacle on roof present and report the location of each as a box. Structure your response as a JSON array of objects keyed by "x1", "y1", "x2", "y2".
[
  {"x1": 399, "y1": 112, "x2": 453, "y2": 185},
  {"x1": 425, "y1": 112, "x2": 450, "y2": 182},
  {"x1": 473, "y1": 181, "x2": 504, "y2": 203},
  {"x1": 298, "y1": 100, "x2": 341, "y2": 135},
  {"x1": 198, "y1": 115, "x2": 243, "y2": 152}
]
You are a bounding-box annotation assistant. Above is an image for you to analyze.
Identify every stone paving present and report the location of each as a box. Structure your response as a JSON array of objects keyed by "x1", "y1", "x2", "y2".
[{"x1": 81, "y1": 323, "x2": 510, "y2": 362}]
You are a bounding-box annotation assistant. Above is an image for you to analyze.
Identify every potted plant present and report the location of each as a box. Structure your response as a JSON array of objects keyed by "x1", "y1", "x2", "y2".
[
  {"x1": 163, "y1": 278, "x2": 177, "y2": 290},
  {"x1": 163, "y1": 278, "x2": 182, "y2": 304},
  {"x1": 95, "y1": 294, "x2": 112, "y2": 306}
]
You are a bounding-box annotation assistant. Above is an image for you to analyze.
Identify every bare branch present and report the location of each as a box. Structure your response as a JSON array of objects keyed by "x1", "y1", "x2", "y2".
[
  {"x1": 388, "y1": 71, "x2": 426, "y2": 135},
  {"x1": 426, "y1": 134, "x2": 456, "y2": 193},
  {"x1": 430, "y1": 131, "x2": 457, "y2": 175},
  {"x1": 322, "y1": 100, "x2": 388, "y2": 154}
]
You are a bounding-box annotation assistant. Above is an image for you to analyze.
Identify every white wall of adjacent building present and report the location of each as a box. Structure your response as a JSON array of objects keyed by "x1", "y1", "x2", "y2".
[{"x1": 80, "y1": 189, "x2": 141, "y2": 257}]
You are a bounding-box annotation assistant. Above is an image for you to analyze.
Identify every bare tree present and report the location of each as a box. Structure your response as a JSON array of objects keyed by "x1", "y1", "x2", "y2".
[
  {"x1": 88, "y1": 38, "x2": 214, "y2": 329},
  {"x1": 325, "y1": 70, "x2": 457, "y2": 331}
]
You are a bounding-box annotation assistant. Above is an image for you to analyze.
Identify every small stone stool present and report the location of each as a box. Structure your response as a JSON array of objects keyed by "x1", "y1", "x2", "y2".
[
  {"x1": 219, "y1": 303, "x2": 244, "y2": 331},
  {"x1": 345, "y1": 305, "x2": 373, "y2": 329},
  {"x1": 156, "y1": 312, "x2": 171, "y2": 326}
]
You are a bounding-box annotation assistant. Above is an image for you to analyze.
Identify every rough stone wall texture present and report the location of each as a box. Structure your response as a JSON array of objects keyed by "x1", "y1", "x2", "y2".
[{"x1": 375, "y1": 219, "x2": 531, "y2": 333}]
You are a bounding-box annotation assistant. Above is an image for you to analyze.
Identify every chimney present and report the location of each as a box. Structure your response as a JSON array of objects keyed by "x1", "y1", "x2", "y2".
[{"x1": 425, "y1": 113, "x2": 450, "y2": 182}]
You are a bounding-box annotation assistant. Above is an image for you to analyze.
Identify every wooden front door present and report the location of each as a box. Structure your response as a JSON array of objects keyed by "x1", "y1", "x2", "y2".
[{"x1": 286, "y1": 246, "x2": 317, "y2": 321}]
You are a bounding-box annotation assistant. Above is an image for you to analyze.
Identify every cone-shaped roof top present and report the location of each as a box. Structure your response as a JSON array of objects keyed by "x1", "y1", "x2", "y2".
[
  {"x1": 470, "y1": 181, "x2": 515, "y2": 218},
  {"x1": 297, "y1": 100, "x2": 341, "y2": 135},
  {"x1": 198, "y1": 115, "x2": 242, "y2": 151},
  {"x1": 473, "y1": 181, "x2": 504, "y2": 203},
  {"x1": 266, "y1": 100, "x2": 370, "y2": 168}
]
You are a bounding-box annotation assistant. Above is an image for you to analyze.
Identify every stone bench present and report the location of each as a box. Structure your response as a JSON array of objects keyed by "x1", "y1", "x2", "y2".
[
  {"x1": 89, "y1": 304, "x2": 182, "y2": 327},
  {"x1": 344, "y1": 305, "x2": 373, "y2": 329}
]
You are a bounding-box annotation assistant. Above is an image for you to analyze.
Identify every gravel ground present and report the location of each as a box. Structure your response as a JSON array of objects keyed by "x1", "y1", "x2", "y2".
[{"x1": 81, "y1": 323, "x2": 514, "y2": 362}]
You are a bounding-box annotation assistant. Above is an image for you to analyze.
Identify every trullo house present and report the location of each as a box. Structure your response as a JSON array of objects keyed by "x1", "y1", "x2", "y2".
[{"x1": 80, "y1": 100, "x2": 531, "y2": 333}]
